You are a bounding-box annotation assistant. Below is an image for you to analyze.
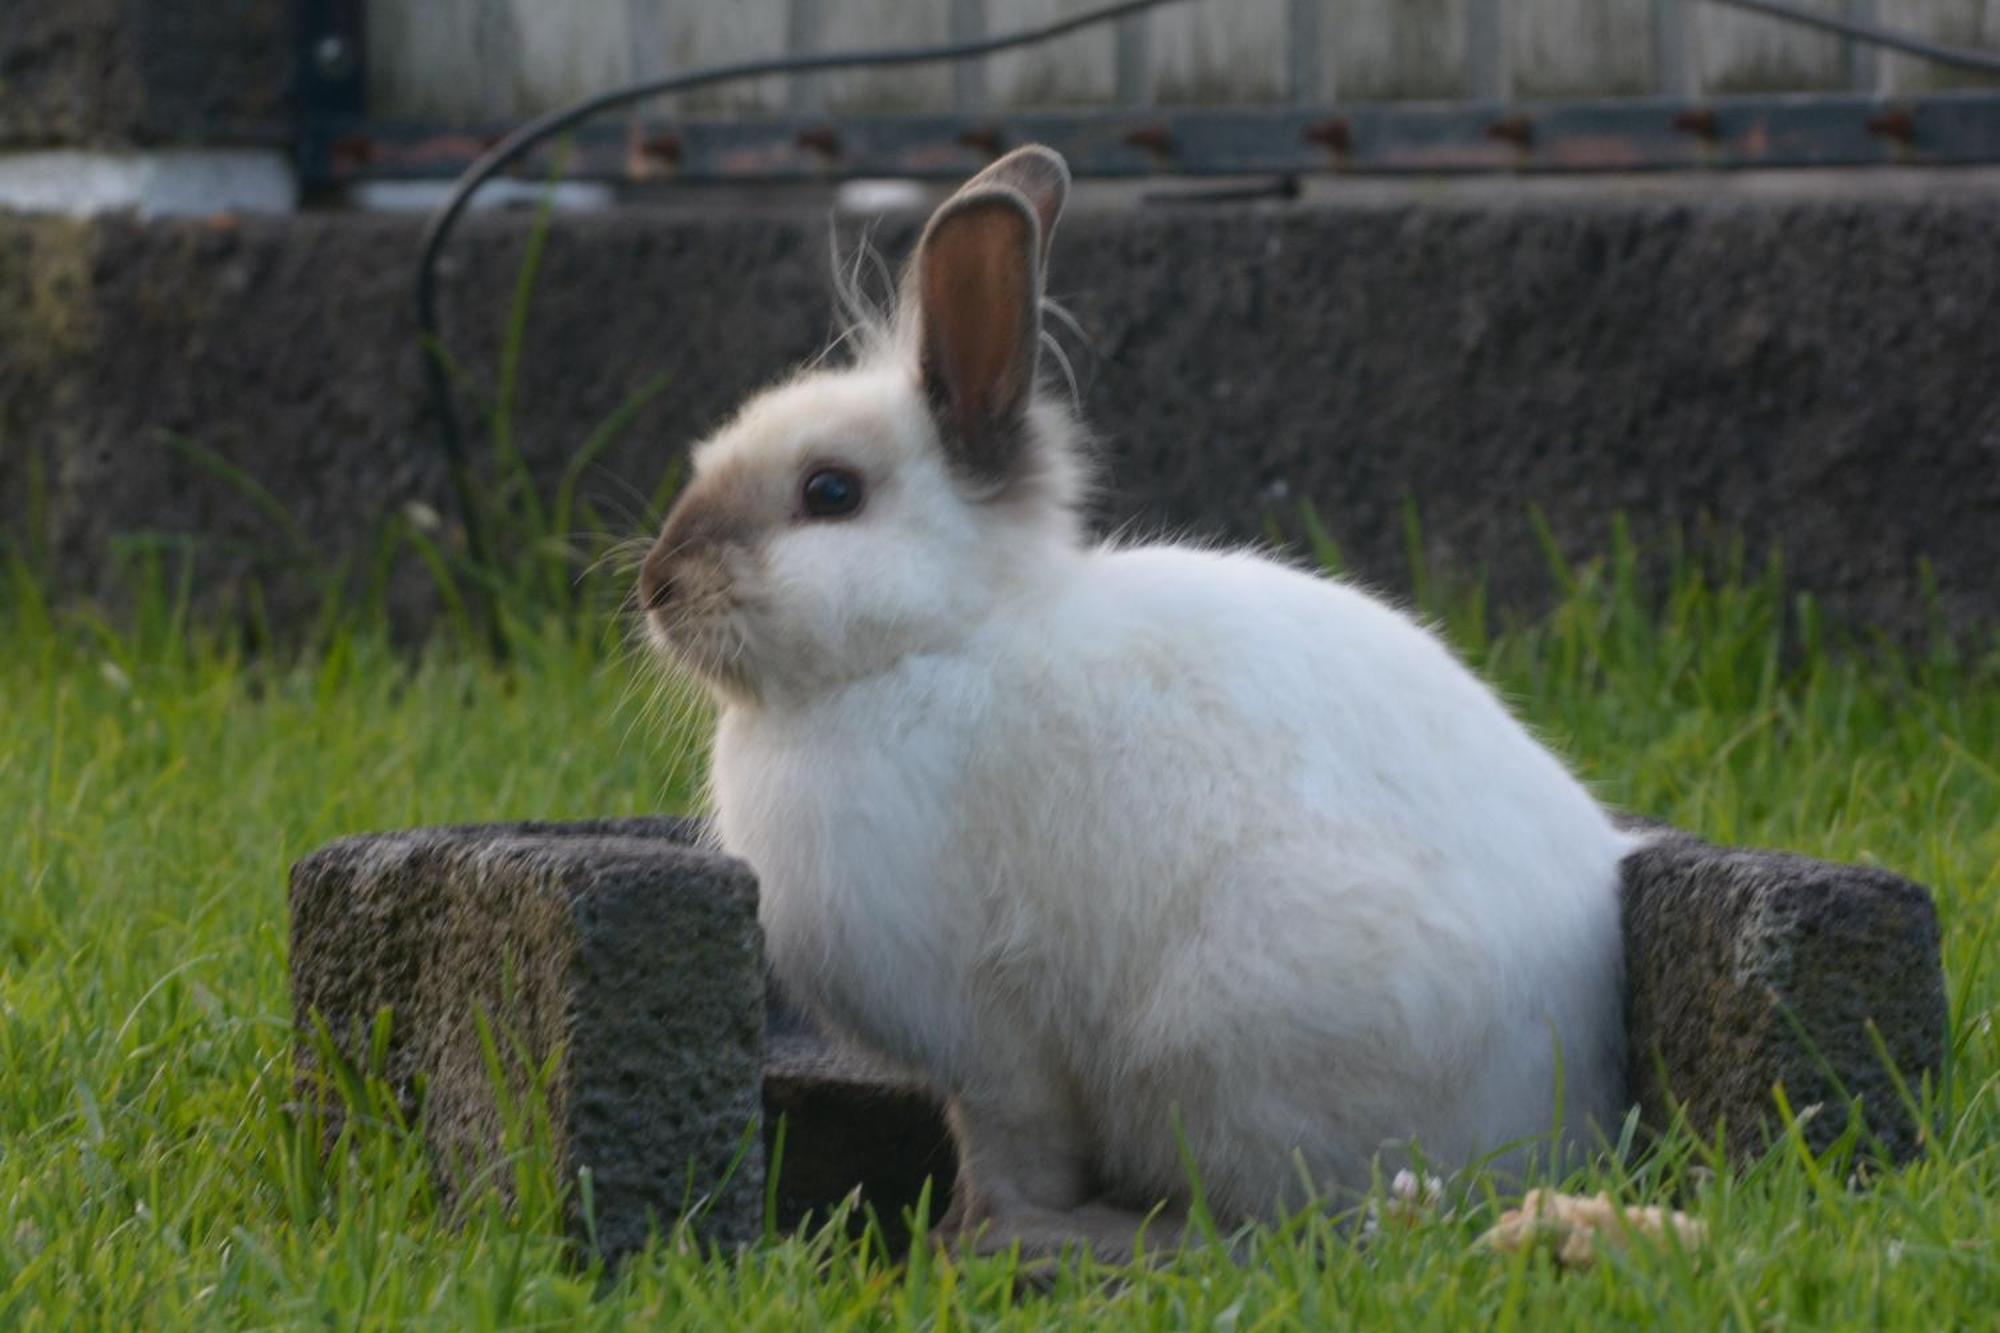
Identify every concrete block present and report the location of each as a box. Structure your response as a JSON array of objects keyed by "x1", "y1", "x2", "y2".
[
  {"x1": 289, "y1": 817, "x2": 765, "y2": 1258},
  {"x1": 1622, "y1": 828, "x2": 1946, "y2": 1162},
  {"x1": 291, "y1": 818, "x2": 1945, "y2": 1254},
  {"x1": 0, "y1": 0, "x2": 294, "y2": 149},
  {"x1": 763, "y1": 996, "x2": 956, "y2": 1242}
]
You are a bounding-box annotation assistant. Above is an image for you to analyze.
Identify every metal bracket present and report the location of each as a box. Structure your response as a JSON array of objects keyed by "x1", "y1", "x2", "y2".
[{"x1": 295, "y1": 0, "x2": 369, "y2": 186}]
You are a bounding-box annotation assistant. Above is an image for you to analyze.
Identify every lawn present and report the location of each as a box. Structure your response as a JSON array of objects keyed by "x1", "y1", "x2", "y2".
[{"x1": 2, "y1": 540, "x2": 1995, "y2": 1329}]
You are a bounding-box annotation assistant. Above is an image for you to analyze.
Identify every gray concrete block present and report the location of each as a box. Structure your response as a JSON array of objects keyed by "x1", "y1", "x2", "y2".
[
  {"x1": 1621, "y1": 828, "x2": 1945, "y2": 1162},
  {"x1": 289, "y1": 817, "x2": 765, "y2": 1258},
  {"x1": 0, "y1": 0, "x2": 294, "y2": 149},
  {"x1": 764, "y1": 994, "x2": 956, "y2": 1243}
]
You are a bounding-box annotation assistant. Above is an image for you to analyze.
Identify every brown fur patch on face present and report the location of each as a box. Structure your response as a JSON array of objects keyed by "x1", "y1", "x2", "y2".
[
  {"x1": 657, "y1": 455, "x2": 770, "y2": 561},
  {"x1": 638, "y1": 455, "x2": 776, "y2": 661}
]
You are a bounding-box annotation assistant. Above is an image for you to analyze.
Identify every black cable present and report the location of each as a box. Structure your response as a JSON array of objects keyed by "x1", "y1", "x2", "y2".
[
  {"x1": 1702, "y1": 0, "x2": 2000, "y2": 77},
  {"x1": 414, "y1": 0, "x2": 1193, "y2": 653}
]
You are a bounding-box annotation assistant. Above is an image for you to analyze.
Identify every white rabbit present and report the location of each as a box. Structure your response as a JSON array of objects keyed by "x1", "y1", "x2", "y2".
[{"x1": 639, "y1": 145, "x2": 1634, "y2": 1259}]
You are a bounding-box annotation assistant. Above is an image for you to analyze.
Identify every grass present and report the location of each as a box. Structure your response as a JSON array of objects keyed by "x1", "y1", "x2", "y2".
[{"x1": 1, "y1": 530, "x2": 1997, "y2": 1330}]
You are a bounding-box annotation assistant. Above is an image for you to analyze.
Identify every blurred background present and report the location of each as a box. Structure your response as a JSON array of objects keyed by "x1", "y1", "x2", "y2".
[{"x1": 3, "y1": 0, "x2": 1997, "y2": 648}]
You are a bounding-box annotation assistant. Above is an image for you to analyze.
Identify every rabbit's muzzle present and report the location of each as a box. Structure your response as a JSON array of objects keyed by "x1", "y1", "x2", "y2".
[
  {"x1": 640, "y1": 486, "x2": 748, "y2": 620},
  {"x1": 638, "y1": 501, "x2": 760, "y2": 694},
  {"x1": 639, "y1": 545, "x2": 734, "y2": 635}
]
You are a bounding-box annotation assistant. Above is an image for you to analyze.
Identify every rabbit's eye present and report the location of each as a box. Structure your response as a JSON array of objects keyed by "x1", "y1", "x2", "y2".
[{"x1": 801, "y1": 467, "x2": 864, "y2": 519}]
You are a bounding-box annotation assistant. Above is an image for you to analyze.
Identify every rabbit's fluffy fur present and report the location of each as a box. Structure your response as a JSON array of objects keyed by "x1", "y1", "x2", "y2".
[{"x1": 641, "y1": 147, "x2": 1633, "y2": 1257}]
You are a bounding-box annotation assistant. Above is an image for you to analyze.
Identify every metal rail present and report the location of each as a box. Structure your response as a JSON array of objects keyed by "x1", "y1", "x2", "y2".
[{"x1": 332, "y1": 92, "x2": 2000, "y2": 183}]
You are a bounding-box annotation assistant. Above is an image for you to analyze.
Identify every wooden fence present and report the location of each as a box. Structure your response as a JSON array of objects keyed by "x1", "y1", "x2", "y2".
[{"x1": 364, "y1": 1, "x2": 2000, "y2": 123}]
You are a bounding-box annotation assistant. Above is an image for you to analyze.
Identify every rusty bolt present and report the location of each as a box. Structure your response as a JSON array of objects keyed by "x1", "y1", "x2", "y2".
[
  {"x1": 1302, "y1": 117, "x2": 1353, "y2": 154},
  {"x1": 1866, "y1": 107, "x2": 1915, "y2": 144},
  {"x1": 1670, "y1": 108, "x2": 1721, "y2": 141},
  {"x1": 329, "y1": 133, "x2": 375, "y2": 170},
  {"x1": 312, "y1": 34, "x2": 356, "y2": 81},
  {"x1": 639, "y1": 132, "x2": 683, "y2": 166},
  {"x1": 1485, "y1": 115, "x2": 1534, "y2": 149},
  {"x1": 796, "y1": 126, "x2": 842, "y2": 158},
  {"x1": 1123, "y1": 124, "x2": 1175, "y2": 155},
  {"x1": 957, "y1": 125, "x2": 1006, "y2": 158}
]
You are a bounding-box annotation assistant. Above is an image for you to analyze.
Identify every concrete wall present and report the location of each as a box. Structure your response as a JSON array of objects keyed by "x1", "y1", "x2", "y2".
[
  {"x1": 5, "y1": 174, "x2": 1999, "y2": 644},
  {"x1": 0, "y1": 0, "x2": 294, "y2": 149}
]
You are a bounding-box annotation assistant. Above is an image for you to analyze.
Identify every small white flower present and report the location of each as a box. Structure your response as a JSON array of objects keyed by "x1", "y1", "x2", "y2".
[{"x1": 1360, "y1": 1169, "x2": 1449, "y2": 1241}]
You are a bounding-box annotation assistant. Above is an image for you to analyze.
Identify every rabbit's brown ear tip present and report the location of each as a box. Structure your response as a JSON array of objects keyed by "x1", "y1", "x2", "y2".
[
  {"x1": 1017, "y1": 143, "x2": 1068, "y2": 170},
  {"x1": 1009, "y1": 145, "x2": 1071, "y2": 188},
  {"x1": 960, "y1": 146, "x2": 1069, "y2": 258}
]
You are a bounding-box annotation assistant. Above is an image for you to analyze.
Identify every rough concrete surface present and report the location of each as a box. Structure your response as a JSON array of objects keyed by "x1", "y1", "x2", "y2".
[
  {"x1": 764, "y1": 994, "x2": 957, "y2": 1243},
  {"x1": 291, "y1": 816, "x2": 1945, "y2": 1253},
  {"x1": 0, "y1": 0, "x2": 294, "y2": 149},
  {"x1": 1622, "y1": 827, "x2": 1946, "y2": 1162},
  {"x1": 290, "y1": 816, "x2": 765, "y2": 1258},
  {"x1": 6, "y1": 180, "x2": 2000, "y2": 643}
]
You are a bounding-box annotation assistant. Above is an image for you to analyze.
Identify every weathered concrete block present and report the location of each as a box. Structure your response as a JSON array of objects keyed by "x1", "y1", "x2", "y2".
[
  {"x1": 291, "y1": 817, "x2": 1945, "y2": 1255},
  {"x1": 1622, "y1": 828, "x2": 1945, "y2": 1162},
  {"x1": 0, "y1": 0, "x2": 294, "y2": 148},
  {"x1": 289, "y1": 817, "x2": 765, "y2": 1258}
]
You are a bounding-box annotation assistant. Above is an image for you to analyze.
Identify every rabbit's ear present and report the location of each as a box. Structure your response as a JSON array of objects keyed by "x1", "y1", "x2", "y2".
[
  {"x1": 958, "y1": 145, "x2": 1069, "y2": 264},
  {"x1": 913, "y1": 185, "x2": 1042, "y2": 489}
]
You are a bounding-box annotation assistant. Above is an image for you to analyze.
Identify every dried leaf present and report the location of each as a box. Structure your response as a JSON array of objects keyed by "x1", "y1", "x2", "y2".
[{"x1": 1477, "y1": 1190, "x2": 1706, "y2": 1270}]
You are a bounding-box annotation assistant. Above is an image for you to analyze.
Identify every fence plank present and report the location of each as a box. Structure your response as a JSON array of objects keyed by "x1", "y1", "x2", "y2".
[
  {"x1": 626, "y1": 0, "x2": 667, "y2": 83},
  {"x1": 507, "y1": 0, "x2": 632, "y2": 114},
  {"x1": 367, "y1": 0, "x2": 517, "y2": 120},
  {"x1": 1290, "y1": 0, "x2": 1329, "y2": 101},
  {"x1": 1878, "y1": 0, "x2": 2000, "y2": 91},
  {"x1": 987, "y1": 0, "x2": 1118, "y2": 107},
  {"x1": 819, "y1": 0, "x2": 951, "y2": 111},
  {"x1": 1326, "y1": 0, "x2": 1469, "y2": 101},
  {"x1": 646, "y1": 1, "x2": 788, "y2": 114},
  {"x1": 1697, "y1": 0, "x2": 1846, "y2": 91},
  {"x1": 1465, "y1": 0, "x2": 1510, "y2": 99},
  {"x1": 1150, "y1": 0, "x2": 1288, "y2": 104},
  {"x1": 1514, "y1": 0, "x2": 1656, "y2": 97},
  {"x1": 952, "y1": 0, "x2": 990, "y2": 111},
  {"x1": 786, "y1": 0, "x2": 825, "y2": 115},
  {"x1": 1655, "y1": 0, "x2": 1697, "y2": 96},
  {"x1": 1115, "y1": 2, "x2": 1153, "y2": 103}
]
